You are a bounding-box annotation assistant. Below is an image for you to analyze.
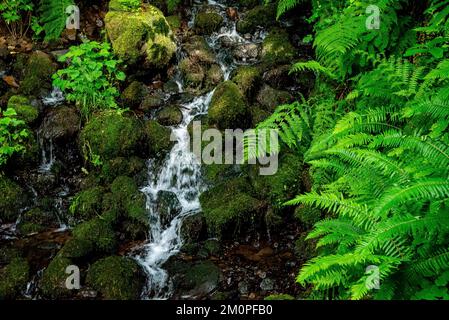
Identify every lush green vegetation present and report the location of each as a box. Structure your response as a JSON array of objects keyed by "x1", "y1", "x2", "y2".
[
  {"x1": 0, "y1": 108, "x2": 29, "y2": 168},
  {"x1": 246, "y1": 0, "x2": 449, "y2": 300}
]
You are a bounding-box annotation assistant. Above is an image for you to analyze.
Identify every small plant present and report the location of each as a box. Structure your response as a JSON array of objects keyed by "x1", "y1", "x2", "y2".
[
  {"x1": 0, "y1": 0, "x2": 34, "y2": 39},
  {"x1": 118, "y1": 0, "x2": 141, "y2": 11},
  {"x1": 53, "y1": 41, "x2": 127, "y2": 120},
  {"x1": 0, "y1": 108, "x2": 29, "y2": 167}
]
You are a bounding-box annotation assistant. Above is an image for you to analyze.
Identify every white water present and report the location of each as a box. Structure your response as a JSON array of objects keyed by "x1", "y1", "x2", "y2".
[{"x1": 135, "y1": 0, "x2": 266, "y2": 299}]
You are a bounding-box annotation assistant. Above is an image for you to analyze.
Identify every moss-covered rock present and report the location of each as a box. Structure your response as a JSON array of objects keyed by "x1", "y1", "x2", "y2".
[
  {"x1": 194, "y1": 10, "x2": 224, "y2": 35},
  {"x1": 236, "y1": 3, "x2": 277, "y2": 34},
  {"x1": 72, "y1": 218, "x2": 117, "y2": 254},
  {"x1": 105, "y1": 3, "x2": 176, "y2": 67},
  {"x1": 17, "y1": 208, "x2": 57, "y2": 234},
  {"x1": 294, "y1": 205, "x2": 322, "y2": 228},
  {"x1": 40, "y1": 106, "x2": 80, "y2": 143},
  {"x1": 140, "y1": 92, "x2": 164, "y2": 113},
  {"x1": 70, "y1": 187, "x2": 105, "y2": 220},
  {"x1": 179, "y1": 261, "x2": 221, "y2": 295},
  {"x1": 7, "y1": 95, "x2": 38, "y2": 124},
  {"x1": 180, "y1": 212, "x2": 206, "y2": 245},
  {"x1": 156, "y1": 190, "x2": 182, "y2": 226},
  {"x1": 144, "y1": 120, "x2": 174, "y2": 159},
  {"x1": 199, "y1": 177, "x2": 263, "y2": 235},
  {"x1": 111, "y1": 176, "x2": 147, "y2": 224},
  {"x1": 59, "y1": 238, "x2": 94, "y2": 260},
  {"x1": 0, "y1": 257, "x2": 29, "y2": 299},
  {"x1": 256, "y1": 84, "x2": 294, "y2": 112},
  {"x1": 208, "y1": 81, "x2": 251, "y2": 130},
  {"x1": 249, "y1": 104, "x2": 271, "y2": 125},
  {"x1": 264, "y1": 294, "x2": 295, "y2": 300},
  {"x1": 18, "y1": 51, "x2": 56, "y2": 96},
  {"x1": 101, "y1": 156, "x2": 146, "y2": 184},
  {"x1": 86, "y1": 256, "x2": 145, "y2": 300},
  {"x1": 0, "y1": 176, "x2": 27, "y2": 223},
  {"x1": 80, "y1": 111, "x2": 143, "y2": 161},
  {"x1": 121, "y1": 81, "x2": 147, "y2": 109},
  {"x1": 261, "y1": 29, "x2": 296, "y2": 67},
  {"x1": 166, "y1": 15, "x2": 181, "y2": 31},
  {"x1": 231, "y1": 66, "x2": 262, "y2": 100},
  {"x1": 156, "y1": 105, "x2": 183, "y2": 126},
  {"x1": 40, "y1": 256, "x2": 73, "y2": 299}
]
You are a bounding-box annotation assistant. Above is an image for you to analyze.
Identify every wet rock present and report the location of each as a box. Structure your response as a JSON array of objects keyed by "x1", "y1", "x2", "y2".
[
  {"x1": 236, "y1": 4, "x2": 277, "y2": 34},
  {"x1": 140, "y1": 92, "x2": 165, "y2": 113},
  {"x1": 121, "y1": 81, "x2": 148, "y2": 109},
  {"x1": 166, "y1": 15, "x2": 181, "y2": 32},
  {"x1": 86, "y1": 256, "x2": 145, "y2": 300},
  {"x1": 0, "y1": 257, "x2": 29, "y2": 299},
  {"x1": 232, "y1": 43, "x2": 261, "y2": 63},
  {"x1": 231, "y1": 65, "x2": 262, "y2": 100},
  {"x1": 70, "y1": 186, "x2": 105, "y2": 220},
  {"x1": 208, "y1": 81, "x2": 251, "y2": 130},
  {"x1": 181, "y1": 212, "x2": 206, "y2": 244},
  {"x1": 261, "y1": 29, "x2": 296, "y2": 68},
  {"x1": 40, "y1": 106, "x2": 80, "y2": 143},
  {"x1": 41, "y1": 256, "x2": 74, "y2": 299},
  {"x1": 260, "y1": 278, "x2": 275, "y2": 291},
  {"x1": 0, "y1": 176, "x2": 27, "y2": 223},
  {"x1": 156, "y1": 190, "x2": 182, "y2": 226},
  {"x1": 144, "y1": 120, "x2": 175, "y2": 159},
  {"x1": 194, "y1": 8, "x2": 224, "y2": 35},
  {"x1": 263, "y1": 64, "x2": 298, "y2": 90},
  {"x1": 80, "y1": 111, "x2": 144, "y2": 161},
  {"x1": 15, "y1": 51, "x2": 56, "y2": 96},
  {"x1": 156, "y1": 105, "x2": 183, "y2": 126},
  {"x1": 7, "y1": 95, "x2": 38, "y2": 124},
  {"x1": 17, "y1": 208, "x2": 58, "y2": 235},
  {"x1": 256, "y1": 84, "x2": 294, "y2": 112},
  {"x1": 101, "y1": 156, "x2": 146, "y2": 184},
  {"x1": 105, "y1": 1, "x2": 176, "y2": 67}
]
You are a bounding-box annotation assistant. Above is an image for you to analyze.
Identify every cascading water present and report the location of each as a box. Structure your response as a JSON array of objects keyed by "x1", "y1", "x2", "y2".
[{"x1": 135, "y1": 0, "x2": 266, "y2": 299}]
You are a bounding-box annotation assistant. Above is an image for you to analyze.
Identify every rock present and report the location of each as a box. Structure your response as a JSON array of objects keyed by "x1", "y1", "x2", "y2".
[
  {"x1": 0, "y1": 176, "x2": 27, "y2": 223},
  {"x1": 238, "y1": 281, "x2": 249, "y2": 295},
  {"x1": 181, "y1": 212, "x2": 206, "y2": 244},
  {"x1": 70, "y1": 186, "x2": 105, "y2": 220},
  {"x1": 17, "y1": 208, "x2": 58, "y2": 234},
  {"x1": 294, "y1": 205, "x2": 322, "y2": 228},
  {"x1": 166, "y1": 15, "x2": 181, "y2": 32},
  {"x1": 261, "y1": 29, "x2": 296, "y2": 68},
  {"x1": 80, "y1": 111, "x2": 144, "y2": 161},
  {"x1": 256, "y1": 84, "x2": 294, "y2": 112},
  {"x1": 156, "y1": 105, "x2": 183, "y2": 126},
  {"x1": 144, "y1": 120, "x2": 175, "y2": 159},
  {"x1": 86, "y1": 256, "x2": 145, "y2": 300},
  {"x1": 16, "y1": 51, "x2": 56, "y2": 96},
  {"x1": 236, "y1": 4, "x2": 277, "y2": 34},
  {"x1": 199, "y1": 177, "x2": 263, "y2": 236},
  {"x1": 121, "y1": 81, "x2": 147, "y2": 109},
  {"x1": 265, "y1": 293, "x2": 295, "y2": 300},
  {"x1": 0, "y1": 257, "x2": 29, "y2": 299},
  {"x1": 72, "y1": 218, "x2": 117, "y2": 254},
  {"x1": 41, "y1": 256, "x2": 74, "y2": 299},
  {"x1": 260, "y1": 278, "x2": 275, "y2": 291},
  {"x1": 140, "y1": 92, "x2": 165, "y2": 113},
  {"x1": 105, "y1": 2, "x2": 176, "y2": 67},
  {"x1": 40, "y1": 106, "x2": 80, "y2": 143},
  {"x1": 231, "y1": 66, "x2": 262, "y2": 100},
  {"x1": 263, "y1": 64, "x2": 298, "y2": 90},
  {"x1": 208, "y1": 81, "x2": 251, "y2": 130},
  {"x1": 101, "y1": 156, "x2": 146, "y2": 184},
  {"x1": 232, "y1": 43, "x2": 261, "y2": 63},
  {"x1": 59, "y1": 238, "x2": 94, "y2": 260},
  {"x1": 156, "y1": 190, "x2": 182, "y2": 226},
  {"x1": 194, "y1": 9, "x2": 224, "y2": 35},
  {"x1": 7, "y1": 95, "x2": 38, "y2": 124},
  {"x1": 110, "y1": 176, "x2": 147, "y2": 224}
]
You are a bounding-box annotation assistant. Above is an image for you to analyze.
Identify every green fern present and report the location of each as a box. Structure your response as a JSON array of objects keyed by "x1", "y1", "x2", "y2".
[{"x1": 39, "y1": 0, "x2": 74, "y2": 41}]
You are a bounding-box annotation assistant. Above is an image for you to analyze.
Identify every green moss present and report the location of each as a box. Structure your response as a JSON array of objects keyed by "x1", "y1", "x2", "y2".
[
  {"x1": 199, "y1": 177, "x2": 263, "y2": 235},
  {"x1": 166, "y1": 15, "x2": 181, "y2": 31},
  {"x1": 208, "y1": 81, "x2": 251, "y2": 130},
  {"x1": 121, "y1": 81, "x2": 146, "y2": 109},
  {"x1": 80, "y1": 111, "x2": 143, "y2": 161},
  {"x1": 231, "y1": 66, "x2": 262, "y2": 99},
  {"x1": 17, "y1": 208, "x2": 56, "y2": 234},
  {"x1": 40, "y1": 256, "x2": 73, "y2": 299},
  {"x1": 0, "y1": 257, "x2": 29, "y2": 299},
  {"x1": 256, "y1": 85, "x2": 294, "y2": 112},
  {"x1": 111, "y1": 176, "x2": 147, "y2": 224},
  {"x1": 101, "y1": 156, "x2": 146, "y2": 184},
  {"x1": 0, "y1": 175, "x2": 26, "y2": 223},
  {"x1": 236, "y1": 3, "x2": 277, "y2": 34},
  {"x1": 264, "y1": 294, "x2": 295, "y2": 300},
  {"x1": 294, "y1": 205, "x2": 322, "y2": 228},
  {"x1": 156, "y1": 105, "x2": 183, "y2": 126},
  {"x1": 144, "y1": 120, "x2": 174, "y2": 158},
  {"x1": 205, "y1": 64, "x2": 224, "y2": 89},
  {"x1": 194, "y1": 11, "x2": 224, "y2": 35},
  {"x1": 59, "y1": 238, "x2": 94, "y2": 260},
  {"x1": 7, "y1": 95, "x2": 38, "y2": 124},
  {"x1": 19, "y1": 51, "x2": 56, "y2": 96},
  {"x1": 105, "y1": 4, "x2": 176, "y2": 66},
  {"x1": 70, "y1": 187, "x2": 105, "y2": 220},
  {"x1": 249, "y1": 105, "x2": 271, "y2": 125},
  {"x1": 86, "y1": 256, "x2": 145, "y2": 300},
  {"x1": 72, "y1": 218, "x2": 117, "y2": 254},
  {"x1": 262, "y1": 29, "x2": 296, "y2": 67}
]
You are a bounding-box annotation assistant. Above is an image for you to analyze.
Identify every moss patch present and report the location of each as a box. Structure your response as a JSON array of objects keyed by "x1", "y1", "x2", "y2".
[
  {"x1": 236, "y1": 4, "x2": 277, "y2": 34},
  {"x1": 7, "y1": 95, "x2": 38, "y2": 124},
  {"x1": 194, "y1": 11, "x2": 224, "y2": 35},
  {"x1": 40, "y1": 256, "x2": 73, "y2": 299},
  {"x1": 0, "y1": 176, "x2": 27, "y2": 223},
  {"x1": 262, "y1": 29, "x2": 296, "y2": 68},
  {"x1": 144, "y1": 120, "x2": 174, "y2": 159},
  {"x1": 0, "y1": 257, "x2": 29, "y2": 299}
]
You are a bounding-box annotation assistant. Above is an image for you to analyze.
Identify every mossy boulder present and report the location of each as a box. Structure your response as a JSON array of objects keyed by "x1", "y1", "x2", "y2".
[
  {"x1": 121, "y1": 81, "x2": 147, "y2": 109},
  {"x1": 178, "y1": 261, "x2": 221, "y2": 296},
  {"x1": 156, "y1": 105, "x2": 183, "y2": 126},
  {"x1": 166, "y1": 15, "x2": 181, "y2": 31},
  {"x1": 40, "y1": 256, "x2": 73, "y2": 299},
  {"x1": 101, "y1": 156, "x2": 146, "y2": 184},
  {"x1": 256, "y1": 84, "x2": 294, "y2": 112},
  {"x1": 249, "y1": 104, "x2": 271, "y2": 125},
  {"x1": 144, "y1": 120, "x2": 174, "y2": 159},
  {"x1": 199, "y1": 177, "x2": 264, "y2": 235},
  {"x1": 0, "y1": 257, "x2": 29, "y2": 299},
  {"x1": 180, "y1": 212, "x2": 206, "y2": 245},
  {"x1": 156, "y1": 190, "x2": 182, "y2": 226},
  {"x1": 236, "y1": 3, "x2": 277, "y2": 34},
  {"x1": 261, "y1": 29, "x2": 296, "y2": 67},
  {"x1": 80, "y1": 112, "x2": 143, "y2": 161},
  {"x1": 231, "y1": 66, "x2": 262, "y2": 100},
  {"x1": 140, "y1": 92, "x2": 164, "y2": 113},
  {"x1": 72, "y1": 218, "x2": 117, "y2": 254},
  {"x1": 70, "y1": 187, "x2": 105, "y2": 220},
  {"x1": 105, "y1": 3, "x2": 176, "y2": 67},
  {"x1": 208, "y1": 81, "x2": 251, "y2": 130},
  {"x1": 86, "y1": 256, "x2": 145, "y2": 300},
  {"x1": 40, "y1": 106, "x2": 80, "y2": 143},
  {"x1": 59, "y1": 238, "x2": 94, "y2": 260},
  {"x1": 7, "y1": 95, "x2": 38, "y2": 124},
  {"x1": 17, "y1": 208, "x2": 57, "y2": 234},
  {"x1": 110, "y1": 176, "x2": 147, "y2": 224},
  {"x1": 18, "y1": 51, "x2": 56, "y2": 96},
  {"x1": 194, "y1": 10, "x2": 224, "y2": 35},
  {"x1": 0, "y1": 176, "x2": 27, "y2": 223}
]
